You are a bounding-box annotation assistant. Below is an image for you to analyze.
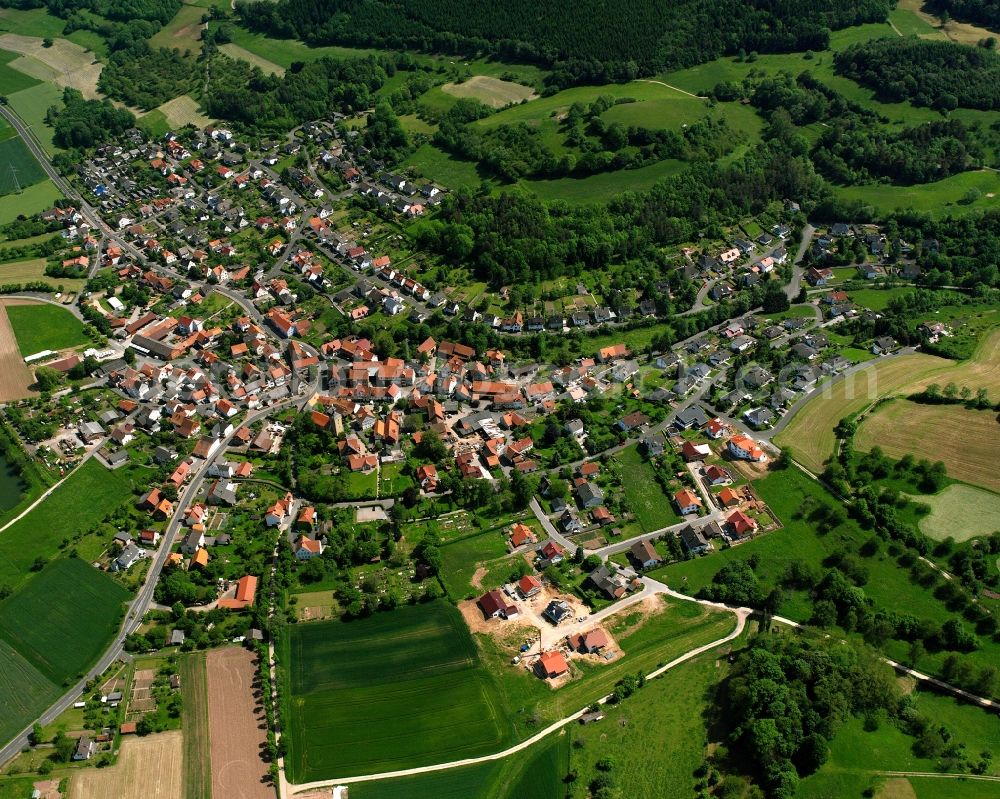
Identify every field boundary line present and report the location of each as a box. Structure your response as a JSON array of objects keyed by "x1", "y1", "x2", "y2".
[{"x1": 634, "y1": 78, "x2": 706, "y2": 100}]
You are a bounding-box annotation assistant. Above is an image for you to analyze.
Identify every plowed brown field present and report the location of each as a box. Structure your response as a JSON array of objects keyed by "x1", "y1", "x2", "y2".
[{"x1": 206, "y1": 647, "x2": 271, "y2": 799}]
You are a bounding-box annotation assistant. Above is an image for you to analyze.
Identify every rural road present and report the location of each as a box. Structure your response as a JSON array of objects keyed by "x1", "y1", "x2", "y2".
[{"x1": 0, "y1": 380, "x2": 318, "y2": 766}]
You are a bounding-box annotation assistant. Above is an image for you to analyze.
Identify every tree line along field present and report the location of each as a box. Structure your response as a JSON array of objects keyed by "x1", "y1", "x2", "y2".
[
  {"x1": 656, "y1": 467, "x2": 1000, "y2": 694},
  {"x1": 4, "y1": 302, "x2": 90, "y2": 356},
  {"x1": 280, "y1": 601, "x2": 510, "y2": 781},
  {"x1": 854, "y1": 399, "x2": 1000, "y2": 493}
]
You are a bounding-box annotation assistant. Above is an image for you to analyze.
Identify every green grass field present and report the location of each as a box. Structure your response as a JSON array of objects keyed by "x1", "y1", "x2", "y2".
[
  {"x1": 0, "y1": 557, "x2": 129, "y2": 746},
  {"x1": 281, "y1": 602, "x2": 510, "y2": 781},
  {"x1": 5, "y1": 302, "x2": 89, "y2": 355},
  {"x1": 439, "y1": 530, "x2": 509, "y2": 598},
  {"x1": 0, "y1": 557, "x2": 129, "y2": 684},
  {"x1": 349, "y1": 762, "x2": 503, "y2": 799},
  {"x1": 615, "y1": 445, "x2": 683, "y2": 532},
  {"x1": 836, "y1": 170, "x2": 1000, "y2": 217},
  {"x1": 150, "y1": 3, "x2": 206, "y2": 54},
  {"x1": 0, "y1": 180, "x2": 62, "y2": 226},
  {"x1": 0, "y1": 638, "x2": 62, "y2": 746},
  {"x1": 0, "y1": 136, "x2": 47, "y2": 197},
  {"x1": 521, "y1": 157, "x2": 687, "y2": 203},
  {"x1": 910, "y1": 483, "x2": 1000, "y2": 542},
  {"x1": 180, "y1": 653, "x2": 211, "y2": 799},
  {"x1": 6, "y1": 82, "x2": 63, "y2": 156},
  {"x1": 0, "y1": 458, "x2": 131, "y2": 590},
  {"x1": 0, "y1": 48, "x2": 42, "y2": 95}
]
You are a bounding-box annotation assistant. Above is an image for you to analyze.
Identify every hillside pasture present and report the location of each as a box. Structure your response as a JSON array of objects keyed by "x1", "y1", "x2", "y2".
[
  {"x1": 0, "y1": 180, "x2": 62, "y2": 226},
  {"x1": 4, "y1": 301, "x2": 89, "y2": 355},
  {"x1": 0, "y1": 34, "x2": 101, "y2": 98},
  {"x1": 0, "y1": 557, "x2": 130, "y2": 685},
  {"x1": 855, "y1": 399, "x2": 1000, "y2": 493},
  {"x1": 836, "y1": 170, "x2": 1000, "y2": 217},
  {"x1": 281, "y1": 602, "x2": 508, "y2": 782},
  {"x1": 440, "y1": 75, "x2": 536, "y2": 108},
  {"x1": 150, "y1": 4, "x2": 205, "y2": 55}
]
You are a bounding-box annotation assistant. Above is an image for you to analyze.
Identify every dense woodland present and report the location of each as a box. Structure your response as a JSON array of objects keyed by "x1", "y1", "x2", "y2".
[
  {"x1": 201, "y1": 53, "x2": 394, "y2": 132},
  {"x1": 1, "y1": 0, "x2": 181, "y2": 25},
  {"x1": 235, "y1": 0, "x2": 893, "y2": 87},
  {"x1": 48, "y1": 87, "x2": 135, "y2": 150},
  {"x1": 98, "y1": 42, "x2": 195, "y2": 109},
  {"x1": 929, "y1": 0, "x2": 1000, "y2": 28},
  {"x1": 835, "y1": 37, "x2": 1000, "y2": 110}
]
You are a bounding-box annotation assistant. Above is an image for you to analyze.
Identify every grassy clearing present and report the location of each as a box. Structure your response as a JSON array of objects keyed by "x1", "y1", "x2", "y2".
[
  {"x1": 836, "y1": 171, "x2": 1000, "y2": 217},
  {"x1": 0, "y1": 7, "x2": 66, "y2": 39},
  {"x1": 846, "y1": 287, "x2": 917, "y2": 312},
  {"x1": 0, "y1": 257, "x2": 84, "y2": 292},
  {"x1": 219, "y1": 42, "x2": 284, "y2": 75},
  {"x1": 6, "y1": 82, "x2": 63, "y2": 155},
  {"x1": 155, "y1": 94, "x2": 213, "y2": 128},
  {"x1": 568, "y1": 637, "x2": 738, "y2": 799},
  {"x1": 401, "y1": 142, "x2": 485, "y2": 189},
  {"x1": 614, "y1": 444, "x2": 683, "y2": 532},
  {"x1": 520, "y1": 157, "x2": 688, "y2": 204},
  {"x1": 909, "y1": 483, "x2": 1000, "y2": 542},
  {"x1": 5, "y1": 302, "x2": 89, "y2": 355},
  {"x1": 0, "y1": 457, "x2": 131, "y2": 590},
  {"x1": 137, "y1": 108, "x2": 172, "y2": 139},
  {"x1": 281, "y1": 601, "x2": 509, "y2": 781},
  {"x1": 228, "y1": 27, "x2": 379, "y2": 69},
  {"x1": 855, "y1": 399, "x2": 1000, "y2": 494},
  {"x1": 774, "y1": 353, "x2": 954, "y2": 473},
  {"x1": 440, "y1": 75, "x2": 536, "y2": 108},
  {"x1": 0, "y1": 180, "x2": 62, "y2": 225},
  {"x1": 150, "y1": 4, "x2": 205, "y2": 54},
  {"x1": 0, "y1": 557, "x2": 129, "y2": 684},
  {"x1": 439, "y1": 530, "x2": 509, "y2": 598},
  {"x1": 180, "y1": 653, "x2": 211, "y2": 799}
]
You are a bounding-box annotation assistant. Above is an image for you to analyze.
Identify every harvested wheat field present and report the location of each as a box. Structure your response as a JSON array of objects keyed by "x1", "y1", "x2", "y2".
[
  {"x1": 441, "y1": 76, "x2": 537, "y2": 108},
  {"x1": 0, "y1": 34, "x2": 101, "y2": 98},
  {"x1": 157, "y1": 95, "x2": 213, "y2": 129},
  {"x1": 206, "y1": 647, "x2": 271, "y2": 799},
  {"x1": 774, "y1": 353, "x2": 952, "y2": 472},
  {"x1": 910, "y1": 328, "x2": 1000, "y2": 396},
  {"x1": 68, "y1": 730, "x2": 182, "y2": 799},
  {"x1": 0, "y1": 303, "x2": 34, "y2": 401},
  {"x1": 856, "y1": 399, "x2": 1000, "y2": 493}
]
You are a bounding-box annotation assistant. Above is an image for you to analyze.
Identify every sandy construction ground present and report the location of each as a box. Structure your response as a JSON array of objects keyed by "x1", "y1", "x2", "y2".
[
  {"x1": 0, "y1": 302, "x2": 34, "y2": 401},
  {"x1": 441, "y1": 75, "x2": 537, "y2": 108},
  {"x1": 0, "y1": 34, "x2": 102, "y2": 99},
  {"x1": 68, "y1": 730, "x2": 183, "y2": 799},
  {"x1": 206, "y1": 647, "x2": 271, "y2": 799}
]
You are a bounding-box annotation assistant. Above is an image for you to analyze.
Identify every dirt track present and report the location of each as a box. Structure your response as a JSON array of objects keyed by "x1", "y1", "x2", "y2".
[
  {"x1": 0, "y1": 303, "x2": 34, "y2": 401},
  {"x1": 207, "y1": 647, "x2": 272, "y2": 799},
  {"x1": 68, "y1": 730, "x2": 182, "y2": 799}
]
